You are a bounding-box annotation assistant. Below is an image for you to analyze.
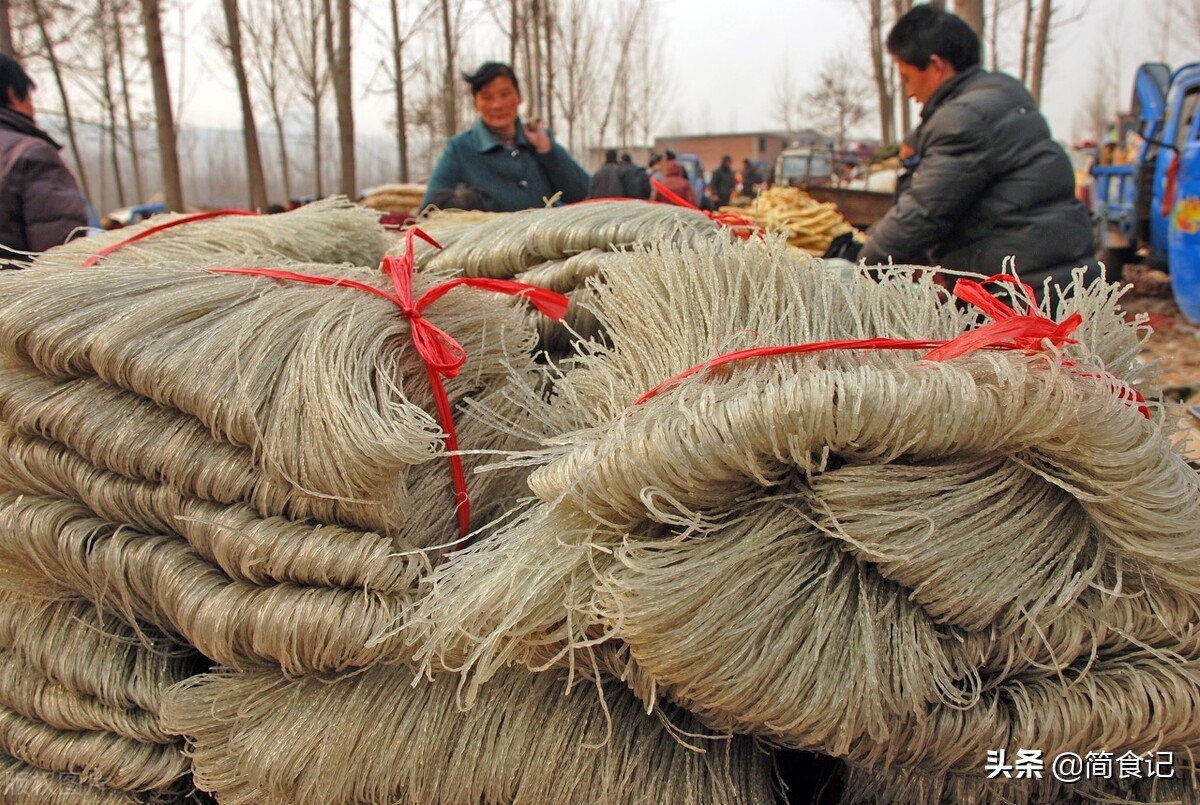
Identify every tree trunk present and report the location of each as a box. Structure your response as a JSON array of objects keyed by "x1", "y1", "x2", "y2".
[
  {"x1": 988, "y1": 0, "x2": 1000, "y2": 71},
  {"x1": 30, "y1": 0, "x2": 91, "y2": 204},
  {"x1": 139, "y1": 0, "x2": 184, "y2": 211},
  {"x1": 221, "y1": 0, "x2": 269, "y2": 210},
  {"x1": 270, "y1": 98, "x2": 292, "y2": 201},
  {"x1": 509, "y1": 0, "x2": 519, "y2": 70},
  {"x1": 439, "y1": 0, "x2": 457, "y2": 136},
  {"x1": 327, "y1": 0, "x2": 355, "y2": 197},
  {"x1": 543, "y1": 0, "x2": 554, "y2": 130},
  {"x1": 312, "y1": 98, "x2": 323, "y2": 197},
  {"x1": 955, "y1": 0, "x2": 984, "y2": 42},
  {"x1": 868, "y1": 0, "x2": 893, "y2": 145},
  {"x1": 97, "y1": 1, "x2": 126, "y2": 206},
  {"x1": 530, "y1": 0, "x2": 542, "y2": 120},
  {"x1": 113, "y1": 5, "x2": 144, "y2": 202},
  {"x1": 893, "y1": 0, "x2": 913, "y2": 137},
  {"x1": 389, "y1": 0, "x2": 408, "y2": 182},
  {"x1": 1019, "y1": 0, "x2": 1033, "y2": 84},
  {"x1": 1030, "y1": 0, "x2": 1052, "y2": 106},
  {"x1": 0, "y1": 0, "x2": 13, "y2": 56}
]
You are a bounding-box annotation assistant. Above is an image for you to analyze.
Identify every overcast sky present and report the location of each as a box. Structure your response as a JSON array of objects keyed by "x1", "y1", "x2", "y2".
[{"x1": 173, "y1": 0, "x2": 1200, "y2": 147}]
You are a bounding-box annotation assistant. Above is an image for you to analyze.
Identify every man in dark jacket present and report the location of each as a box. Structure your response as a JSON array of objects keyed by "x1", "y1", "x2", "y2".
[
  {"x1": 588, "y1": 148, "x2": 625, "y2": 198},
  {"x1": 710, "y1": 155, "x2": 736, "y2": 207},
  {"x1": 618, "y1": 153, "x2": 651, "y2": 199},
  {"x1": 0, "y1": 54, "x2": 87, "y2": 255},
  {"x1": 859, "y1": 5, "x2": 1095, "y2": 297}
]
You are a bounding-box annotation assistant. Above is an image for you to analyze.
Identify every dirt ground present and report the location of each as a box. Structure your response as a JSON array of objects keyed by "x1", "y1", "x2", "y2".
[{"x1": 1117, "y1": 275, "x2": 1200, "y2": 463}]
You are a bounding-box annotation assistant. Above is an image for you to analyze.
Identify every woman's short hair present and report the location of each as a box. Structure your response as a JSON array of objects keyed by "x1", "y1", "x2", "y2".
[
  {"x1": 0, "y1": 54, "x2": 35, "y2": 109},
  {"x1": 462, "y1": 62, "x2": 519, "y2": 96},
  {"x1": 886, "y1": 4, "x2": 980, "y2": 72}
]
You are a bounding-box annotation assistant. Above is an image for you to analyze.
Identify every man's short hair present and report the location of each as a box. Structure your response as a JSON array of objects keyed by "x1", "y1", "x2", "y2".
[
  {"x1": 619, "y1": 152, "x2": 633, "y2": 164},
  {"x1": 604, "y1": 148, "x2": 618, "y2": 162},
  {"x1": 886, "y1": 4, "x2": 980, "y2": 72},
  {"x1": 0, "y1": 54, "x2": 35, "y2": 108},
  {"x1": 462, "y1": 62, "x2": 519, "y2": 96}
]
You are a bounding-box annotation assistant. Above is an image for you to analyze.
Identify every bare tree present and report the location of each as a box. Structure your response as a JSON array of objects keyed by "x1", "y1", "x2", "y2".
[
  {"x1": 773, "y1": 57, "x2": 803, "y2": 144},
  {"x1": 112, "y1": 0, "x2": 144, "y2": 202},
  {"x1": 551, "y1": 0, "x2": 597, "y2": 154},
  {"x1": 1077, "y1": 71, "x2": 1113, "y2": 144},
  {"x1": 242, "y1": 0, "x2": 294, "y2": 201},
  {"x1": 218, "y1": 0, "x2": 269, "y2": 209},
  {"x1": 438, "y1": 0, "x2": 458, "y2": 136},
  {"x1": 29, "y1": 0, "x2": 91, "y2": 203},
  {"x1": 281, "y1": 0, "x2": 329, "y2": 197},
  {"x1": 593, "y1": 0, "x2": 644, "y2": 148},
  {"x1": 954, "y1": 0, "x2": 984, "y2": 42},
  {"x1": 325, "y1": 0, "x2": 355, "y2": 197},
  {"x1": 385, "y1": 0, "x2": 435, "y2": 182},
  {"x1": 540, "y1": 0, "x2": 554, "y2": 129},
  {"x1": 94, "y1": 0, "x2": 125, "y2": 206},
  {"x1": 1161, "y1": 0, "x2": 1200, "y2": 60},
  {"x1": 1028, "y1": 0, "x2": 1052, "y2": 105},
  {"x1": 0, "y1": 0, "x2": 13, "y2": 55},
  {"x1": 629, "y1": 3, "x2": 666, "y2": 149},
  {"x1": 864, "y1": 0, "x2": 894, "y2": 145},
  {"x1": 805, "y1": 53, "x2": 872, "y2": 150},
  {"x1": 139, "y1": 0, "x2": 184, "y2": 210},
  {"x1": 1018, "y1": 0, "x2": 1032, "y2": 84}
]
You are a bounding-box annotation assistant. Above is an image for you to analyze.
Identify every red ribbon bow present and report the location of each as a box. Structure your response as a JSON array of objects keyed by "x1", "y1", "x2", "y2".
[
  {"x1": 635, "y1": 272, "x2": 1148, "y2": 419},
  {"x1": 650, "y1": 178, "x2": 762, "y2": 240},
  {"x1": 212, "y1": 227, "x2": 569, "y2": 539}
]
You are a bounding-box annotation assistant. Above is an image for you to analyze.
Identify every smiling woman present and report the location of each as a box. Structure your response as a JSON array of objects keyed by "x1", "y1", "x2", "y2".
[{"x1": 419, "y1": 62, "x2": 590, "y2": 213}]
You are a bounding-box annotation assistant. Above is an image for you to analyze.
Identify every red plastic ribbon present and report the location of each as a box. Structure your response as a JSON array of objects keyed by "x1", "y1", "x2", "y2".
[
  {"x1": 635, "y1": 273, "x2": 1149, "y2": 419},
  {"x1": 650, "y1": 178, "x2": 762, "y2": 240},
  {"x1": 211, "y1": 227, "x2": 569, "y2": 538},
  {"x1": 83, "y1": 210, "x2": 259, "y2": 266}
]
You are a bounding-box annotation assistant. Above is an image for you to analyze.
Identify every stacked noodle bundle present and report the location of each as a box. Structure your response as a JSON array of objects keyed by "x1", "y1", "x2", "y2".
[
  {"x1": 0, "y1": 591, "x2": 198, "y2": 802},
  {"x1": 407, "y1": 238, "x2": 1200, "y2": 803},
  {"x1": 159, "y1": 663, "x2": 776, "y2": 804},
  {"x1": 37, "y1": 196, "x2": 393, "y2": 269},
  {"x1": 362, "y1": 183, "x2": 426, "y2": 214},
  {"x1": 0, "y1": 213, "x2": 554, "y2": 675},
  {"x1": 411, "y1": 201, "x2": 758, "y2": 355}
]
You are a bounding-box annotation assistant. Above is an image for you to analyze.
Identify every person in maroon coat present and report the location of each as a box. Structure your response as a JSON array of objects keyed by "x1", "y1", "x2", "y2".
[
  {"x1": 0, "y1": 54, "x2": 88, "y2": 255},
  {"x1": 651, "y1": 158, "x2": 697, "y2": 207}
]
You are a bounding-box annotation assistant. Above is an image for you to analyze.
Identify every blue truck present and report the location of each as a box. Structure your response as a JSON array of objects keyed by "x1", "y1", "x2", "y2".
[{"x1": 1092, "y1": 61, "x2": 1200, "y2": 323}]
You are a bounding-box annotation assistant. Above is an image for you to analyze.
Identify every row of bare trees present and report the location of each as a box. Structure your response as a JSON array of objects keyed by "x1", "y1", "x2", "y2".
[
  {"x1": 847, "y1": 0, "x2": 1072, "y2": 149},
  {"x1": 0, "y1": 0, "x2": 672, "y2": 214}
]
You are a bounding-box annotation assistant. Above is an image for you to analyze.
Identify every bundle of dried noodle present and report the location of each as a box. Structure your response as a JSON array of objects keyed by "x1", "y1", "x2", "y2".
[
  {"x1": 0, "y1": 592, "x2": 196, "y2": 800},
  {"x1": 406, "y1": 202, "x2": 771, "y2": 357},
  {"x1": 161, "y1": 664, "x2": 776, "y2": 805},
  {"x1": 407, "y1": 240, "x2": 1200, "y2": 797},
  {"x1": 0, "y1": 486, "x2": 416, "y2": 673},
  {"x1": 0, "y1": 259, "x2": 553, "y2": 544},
  {"x1": 38, "y1": 196, "x2": 392, "y2": 269}
]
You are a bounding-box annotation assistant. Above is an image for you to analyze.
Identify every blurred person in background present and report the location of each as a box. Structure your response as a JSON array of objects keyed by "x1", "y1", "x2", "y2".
[
  {"x1": 710, "y1": 155, "x2": 736, "y2": 207},
  {"x1": 588, "y1": 148, "x2": 625, "y2": 198},
  {"x1": 650, "y1": 156, "x2": 696, "y2": 207},
  {"x1": 0, "y1": 53, "x2": 88, "y2": 256},
  {"x1": 740, "y1": 159, "x2": 762, "y2": 198},
  {"x1": 421, "y1": 62, "x2": 589, "y2": 212},
  {"x1": 619, "y1": 153, "x2": 651, "y2": 199}
]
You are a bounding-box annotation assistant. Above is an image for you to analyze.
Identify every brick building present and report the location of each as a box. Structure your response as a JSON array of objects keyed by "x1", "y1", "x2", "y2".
[{"x1": 650, "y1": 130, "x2": 828, "y2": 180}]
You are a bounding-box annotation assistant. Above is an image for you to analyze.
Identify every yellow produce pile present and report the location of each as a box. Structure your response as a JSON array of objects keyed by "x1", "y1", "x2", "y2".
[
  {"x1": 722, "y1": 186, "x2": 861, "y2": 256},
  {"x1": 362, "y1": 183, "x2": 426, "y2": 214}
]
